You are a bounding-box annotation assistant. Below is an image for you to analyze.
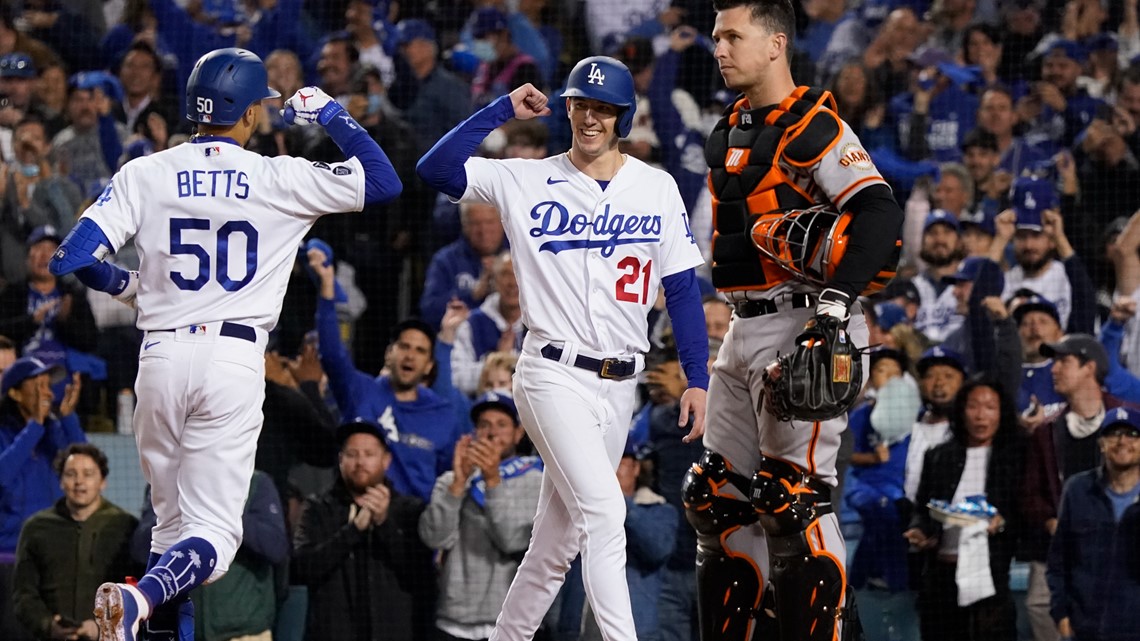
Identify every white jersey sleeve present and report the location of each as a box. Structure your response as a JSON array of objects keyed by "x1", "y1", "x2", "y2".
[
  {"x1": 460, "y1": 156, "x2": 524, "y2": 211},
  {"x1": 657, "y1": 175, "x2": 705, "y2": 278},
  {"x1": 265, "y1": 155, "x2": 365, "y2": 215},
  {"x1": 811, "y1": 116, "x2": 888, "y2": 209},
  {"x1": 82, "y1": 170, "x2": 142, "y2": 251}
]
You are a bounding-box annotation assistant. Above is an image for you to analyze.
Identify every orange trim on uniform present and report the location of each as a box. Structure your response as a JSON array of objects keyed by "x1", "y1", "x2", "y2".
[
  {"x1": 725, "y1": 147, "x2": 751, "y2": 175},
  {"x1": 718, "y1": 525, "x2": 766, "y2": 638},
  {"x1": 834, "y1": 176, "x2": 886, "y2": 207},
  {"x1": 802, "y1": 419, "x2": 820, "y2": 474},
  {"x1": 805, "y1": 518, "x2": 848, "y2": 641},
  {"x1": 784, "y1": 111, "x2": 844, "y2": 168}
]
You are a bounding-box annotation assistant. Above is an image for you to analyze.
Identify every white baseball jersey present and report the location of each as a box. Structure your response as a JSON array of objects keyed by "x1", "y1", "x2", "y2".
[
  {"x1": 459, "y1": 153, "x2": 704, "y2": 355},
  {"x1": 1001, "y1": 260, "x2": 1072, "y2": 329},
  {"x1": 82, "y1": 139, "x2": 364, "y2": 332},
  {"x1": 913, "y1": 272, "x2": 963, "y2": 343}
]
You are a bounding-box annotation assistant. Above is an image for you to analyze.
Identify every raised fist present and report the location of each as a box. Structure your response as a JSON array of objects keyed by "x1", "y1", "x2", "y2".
[{"x1": 282, "y1": 87, "x2": 343, "y2": 126}]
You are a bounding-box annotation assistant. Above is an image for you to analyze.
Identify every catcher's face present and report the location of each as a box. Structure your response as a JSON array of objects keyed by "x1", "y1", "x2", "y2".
[
  {"x1": 963, "y1": 385, "x2": 1001, "y2": 447},
  {"x1": 712, "y1": 6, "x2": 787, "y2": 93}
]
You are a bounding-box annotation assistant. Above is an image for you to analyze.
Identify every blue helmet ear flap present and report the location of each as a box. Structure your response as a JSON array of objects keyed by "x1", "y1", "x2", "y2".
[{"x1": 618, "y1": 106, "x2": 635, "y2": 138}]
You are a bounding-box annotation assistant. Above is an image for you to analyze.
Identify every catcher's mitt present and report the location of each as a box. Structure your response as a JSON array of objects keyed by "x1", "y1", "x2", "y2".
[{"x1": 761, "y1": 315, "x2": 864, "y2": 422}]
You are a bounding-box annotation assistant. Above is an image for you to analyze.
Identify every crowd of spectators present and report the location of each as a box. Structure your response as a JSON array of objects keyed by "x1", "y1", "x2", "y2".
[{"x1": 0, "y1": 0, "x2": 1139, "y2": 640}]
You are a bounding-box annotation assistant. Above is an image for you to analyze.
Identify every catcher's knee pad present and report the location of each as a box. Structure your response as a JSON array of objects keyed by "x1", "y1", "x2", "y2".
[
  {"x1": 695, "y1": 548, "x2": 765, "y2": 641},
  {"x1": 683, "y1": 449, "x2": 759, "y2": 537},
  {"x1": 749, "y1": 455, "x2": 833, "y2": 538},
  {"x1": 768, "y1": 527, "x2": 848, "y2": 641}
]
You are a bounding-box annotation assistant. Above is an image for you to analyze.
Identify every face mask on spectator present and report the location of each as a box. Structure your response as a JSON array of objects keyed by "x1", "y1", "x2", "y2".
[
  {"x1": 20, "y1": 163, "x2": 39, "y2": 178},
  {"x1": 367, "y1": 93, "x2": 383, "y2": 116},
  {"x1": 472, "y1": 40, "x2": 497, "y2": 63}
]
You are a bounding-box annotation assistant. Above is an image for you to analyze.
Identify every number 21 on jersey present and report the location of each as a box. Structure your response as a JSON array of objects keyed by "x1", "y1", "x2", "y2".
[
  {"x1": 615, "y1": 257, "x2": 651, "y2": 304},
  {"x1": 169, "y1": 218, "x2": 259, "y2": 292}
]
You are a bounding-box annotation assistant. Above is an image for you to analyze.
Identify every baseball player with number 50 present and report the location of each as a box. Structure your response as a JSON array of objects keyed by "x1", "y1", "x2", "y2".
[
  {"x1": 418, "y1": 56, "x2": 709, "y2": 641},
  {"x1": 48, "y1": 48, "x2": 402, "y2": 641}
]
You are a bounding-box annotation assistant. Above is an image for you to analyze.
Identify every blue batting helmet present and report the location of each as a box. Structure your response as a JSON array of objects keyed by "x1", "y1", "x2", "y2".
[
  {"x1": 561, "y1": 56, "x2": 636, "y2": 138},
  {"x1": 185, "y1": 48, "x2": 280, "y2": 126}
]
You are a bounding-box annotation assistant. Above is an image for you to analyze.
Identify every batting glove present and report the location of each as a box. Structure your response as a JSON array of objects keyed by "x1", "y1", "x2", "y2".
[
  {"x1": 281, "y1": 86, "x2": 344, "y2": 126},
  {"x1": 814, "y1": 288, "x2": 852, "y2": 324},
  {"x1": 113, "y1": 270, "x2": 140, "y2": 310}
]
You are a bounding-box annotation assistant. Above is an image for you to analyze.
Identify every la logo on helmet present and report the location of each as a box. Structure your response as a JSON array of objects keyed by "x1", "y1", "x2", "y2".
[{"x1": 587, "y1": 63, "x2": 606, "y2": 85}]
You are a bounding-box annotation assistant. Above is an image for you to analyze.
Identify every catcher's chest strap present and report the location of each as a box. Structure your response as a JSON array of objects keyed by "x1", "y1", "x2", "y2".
[{"x1": 733, "y1": 293, "x2": 815, "y2": 318}]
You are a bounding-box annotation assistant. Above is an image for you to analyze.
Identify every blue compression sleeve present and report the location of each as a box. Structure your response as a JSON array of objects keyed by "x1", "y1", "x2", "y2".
[
  {"x1": 75, "y1": 261, "x2": 130, "y2": 294},
  {"x1": 662, "y1": 268, "x2": 710, "y2": 390},
  {"x1": 321, "y1": 106, "x2": 402, "y2": 205},
  {"x1": 416, "y1": 95, "x2": 516, "y2": 199}
]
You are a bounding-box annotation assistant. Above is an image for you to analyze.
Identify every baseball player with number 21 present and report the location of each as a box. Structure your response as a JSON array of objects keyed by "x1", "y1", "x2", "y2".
[
  {"x1": 47, "y1": 48, "x2": 402, "y2": 641},
  {"x1": 418, "y1": 56, "x2": 709, "y2": 641}
]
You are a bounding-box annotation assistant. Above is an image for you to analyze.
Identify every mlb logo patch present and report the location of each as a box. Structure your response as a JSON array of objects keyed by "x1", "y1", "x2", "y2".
[
  {"x1": 205, "y1": 146, "x2": 221, "y2": 157},
  {"x1": 189, "y1": 325, "x2": 207, "y2": 334}
]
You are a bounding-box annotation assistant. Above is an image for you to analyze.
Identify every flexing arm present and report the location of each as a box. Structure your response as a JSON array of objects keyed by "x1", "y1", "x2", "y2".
[
  {"x1": 417, "y1": 84, "x2": 550, "y2": 199},
  {"x1": 282, "y1": 87, "x2": 401, "y2": 204}
]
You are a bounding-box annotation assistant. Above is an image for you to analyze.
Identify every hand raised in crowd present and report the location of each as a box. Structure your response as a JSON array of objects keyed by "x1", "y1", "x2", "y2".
[
  {"x1": 350, "y1": 502, "x2": 372, "y2": 531},
  {"x1": 306, "y1": 247, "x2": 337, "y2": 300},
  {"x1": 438, "y1": 299, "x2": 470, "y2": 346},
  {"x1": 1053, "y1": 150, "x2": 1079, "y2": 196},
  {"x1": 449, "y1": 434, "x2": 473, "y2": 496},
  {"x1": 981, "y1": 296, "x2": 1010, "y2": 321},
  {"x1": 58, "y1": 372, "x2": 81, "y2": 417},
  {"x1": 1020, "y1": 394, "x2": 1048, "y2": 434},
  {"x1": 1110, "y1": 296, "x2": 1137, "y2": 324},
  {"x1": 508, "y1": 83, "x2": 551, "y2": 120},
  {"x1": 468, "y1": 435, "x2": 502, "y2": 488},
  {"x1": 357, "y1": 484, "x2": 391, "y2": 526},
  {"x1": 288, "y1": 340, "x2": 324, "y2": 385},
  {"x1": 1042, "y1": 209, "x2": 1074, "y2": 259},
  {"x1": 670, "y1": 25, "x2": 699, "y2": 52},
  {"x1": 264, "y1": 351, "x2": 298, "y2": 389},
  {"x1": 472, "y1": 255, "x2": 497, "y2": 302}
]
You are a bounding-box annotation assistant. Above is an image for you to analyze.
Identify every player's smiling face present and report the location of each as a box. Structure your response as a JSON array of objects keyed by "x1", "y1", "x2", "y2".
[
  {"x1": 567, "y1": 97, "x2": 620, "y2": 156},
  {"x1": 712, "y1": 6, "x2": 779, "y2": 93}
]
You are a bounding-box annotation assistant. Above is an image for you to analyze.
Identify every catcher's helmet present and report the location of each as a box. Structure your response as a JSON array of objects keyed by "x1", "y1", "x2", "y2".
[
  {"x1": 185, "y1": 48, "x2": 280, "y2": 126},
  {"x1": 561, "y1": 56, "x2": 636, "y2": 137}
]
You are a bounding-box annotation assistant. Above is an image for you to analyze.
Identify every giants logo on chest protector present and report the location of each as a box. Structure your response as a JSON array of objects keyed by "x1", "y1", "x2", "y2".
[{"x1": 528, "y1": 201, "x2": 662, "y2": 257}]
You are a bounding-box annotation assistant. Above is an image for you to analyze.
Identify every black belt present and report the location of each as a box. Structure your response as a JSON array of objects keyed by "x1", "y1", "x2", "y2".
[
  {"x1": 540, "y1": 344, "x2": 637, "y2": 380},
  {"x1": 733, "y1": 293, "x2": 815, "y2": 318},
  {"x1": 153, "y1": 321, "x2": 256, "y2": 343}
]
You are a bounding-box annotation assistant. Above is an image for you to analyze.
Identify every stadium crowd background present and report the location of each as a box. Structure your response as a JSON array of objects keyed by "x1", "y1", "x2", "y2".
[{"x1": 0, "y1": 0, "x2": 1139, "y2": 640}]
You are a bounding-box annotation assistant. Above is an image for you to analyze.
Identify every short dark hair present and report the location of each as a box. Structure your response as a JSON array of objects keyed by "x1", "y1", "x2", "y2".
[
  {"x1": 54, "y1": 443, "x2": 110, "y2": 479},
  {"x1": 324, "y1": 34, "x2": 361, "y2": 65},
  {"x1": 0, "y1": 335, "x2": 14, "y2": 352},
  {"x1": 712, "y1": 0, "x2": 797, "y2": 54},
  {"x1": 121, "y1": 41, "x2": 163, "y2": 75}
]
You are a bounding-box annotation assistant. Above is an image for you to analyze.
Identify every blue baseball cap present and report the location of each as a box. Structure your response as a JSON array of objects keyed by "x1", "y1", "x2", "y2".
[
  {"x1": 959, "y1": 203, "x2": 997, "y2": 236},
  {"x1": 396, "y1": 19, "x2": 436, "y2": 46},
  {"x1": 471, "y1": 7, "x2": 508, "y2": 38},
  {"x1": 1087, "y1": 32, "x2": 1118, "y2": 52},
  {"x1": 471, "y1": 390, "x2": 520, "y2": 425},
  {"x1": 1010, "y1": 292, "x2": 1061, "y2": 325},
  {"x1": 1044, "y1": 38, "x2": 1087, "y2": 63},
  {"x1": 1011, "y1": 176, "x2": 1058, "y2": 231},
  {"x1": 0, "y1": 53, "x2": 35, "y2": 79},
  {"x1": 923, "y1": 209, "x2": 960, "y2": 233},
  {"x1": 336, "y1": 417, "x2": 388, "y2": 448},
  {"x1": 26, "y1": 224, "x2": 62, "y2": 247},
  {"x1": 69, "y1": 70, "x2": 124, "y2": 103},
  {"x1": 942, "y1": 256, "x2": 989, "y2": 284},
  {"x1": 1, "y1": 356, "x2": 65, "y2": 397},
  {"x1": 1100, "y1": 406, "x2": 1140, "y2": 436},
  {"x1": 872, "y1": 301, "x2": 908, "y2": 331},
  {"x1": 916, "y1": 346, "x2": 968, "y2": 376}
]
